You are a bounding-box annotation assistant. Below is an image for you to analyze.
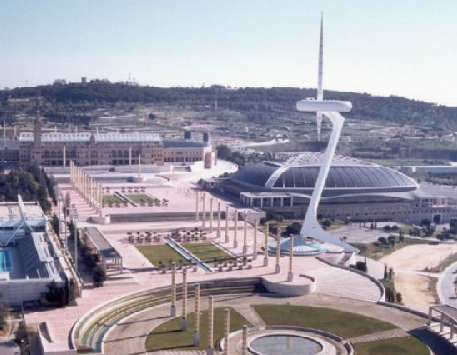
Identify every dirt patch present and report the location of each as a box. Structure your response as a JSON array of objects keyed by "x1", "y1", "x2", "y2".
[{"x1": 380, "y1": 243, "x2": 457, "y2": 312}]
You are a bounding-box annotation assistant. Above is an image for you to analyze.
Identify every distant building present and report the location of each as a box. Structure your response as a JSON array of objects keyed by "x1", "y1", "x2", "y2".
[
  {"x1": 221, "y1": 153, "x2": 457, "y2": 224},
  {"x1": 12, "y1": 117, "x2": 216, "y2": 168}
]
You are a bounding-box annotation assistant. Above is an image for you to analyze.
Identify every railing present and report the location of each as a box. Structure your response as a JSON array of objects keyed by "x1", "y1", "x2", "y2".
[{"x1": 165, "y1": 237, "x2": 212, "y2": 272}]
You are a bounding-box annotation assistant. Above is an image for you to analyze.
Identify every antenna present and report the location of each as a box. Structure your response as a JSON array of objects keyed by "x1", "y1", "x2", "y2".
[{"x1": 316, "y1": 12, "x2": 324, "y2": 142}]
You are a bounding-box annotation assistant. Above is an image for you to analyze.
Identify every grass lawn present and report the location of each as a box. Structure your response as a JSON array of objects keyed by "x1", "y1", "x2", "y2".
[
  {"x1": 253, "y1": 305, "x2": 396, "y2": 338},
  {"x1": 353, "y1": 336, "x2": 429, "y2": 355},
  {"x1": 182, "y1": 243, "x2": 234, "y2": 263},
  {"x1": 351, "y1": 237, "x2": 429, "y2": 260},
  {"x1": 126, "y1": 193, "x2": 159, "y2": 204},
  {"x1": 102, "y1": 195, "x2": 122, "y2": 204},
  {"x1": 136, "y1": 245, "x2": 190, "y2": 267},
  {"x1": 145, "y1": 307, "x2": 251, "y2": 351}
]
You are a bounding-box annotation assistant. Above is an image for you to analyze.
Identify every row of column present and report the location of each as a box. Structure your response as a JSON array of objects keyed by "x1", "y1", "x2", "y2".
[
  {"x1": 170, "y1": 264, "x2": 243, "y2": 355},
  {"x1": 194, "y1": 191, "x2": 295, "y2": 276},
  {"x1": 69, "y1": 161, "x2": 103, "y2": 211}
]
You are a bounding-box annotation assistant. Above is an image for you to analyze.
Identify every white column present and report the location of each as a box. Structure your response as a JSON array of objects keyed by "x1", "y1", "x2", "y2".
[
  {"x1": 275, "y1": 229, "x2": 281, "y2": 274},
  {"x1": 223, "y1": 308, "x2": 230, "y2": 355},
  {"x1": 193, "y1": 283, "x2": 201, "y2": 346},
  {"x1": 233, "y1": 210, "x2": 238, "y2": 248},
  {"x1": 206, "y1": 296, "x2": 214, "y2": 355},
  {"x1": 171, "y1": 262, "x2": 176, "y2": 317},
  {"x1": 209, "y1": 197, "x2": 213, "y2": 230},
  {"x1": 181, "y1": 269, "x2": 188, "y2": 331},
  {"x1": 264, "y1": 222, "x2": 269, "y2": 267},
  {"x1": 225, "y1": 206, "x2": 229, "y2": 243},
  {"x1": 217, "y1": 202, "x2": 221, "y2": 239},
  {"x1": 253, "y1": 220, "x2": 258, "y2": 260},
  {"x1": 243, "y1": 217, "x2": 248, "y2": 255},
  {"x1": 195, "y1": 191, "x2": 200, "y2": 222}
]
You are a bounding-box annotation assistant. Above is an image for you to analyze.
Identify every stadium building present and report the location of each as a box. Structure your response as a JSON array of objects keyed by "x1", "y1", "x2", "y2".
[
  {"x1": 1, "y1": 118, "x2": 216, "y2": 168},
  {"x1": 221, "y1": 153, "x2": 457, "y2": 224}
]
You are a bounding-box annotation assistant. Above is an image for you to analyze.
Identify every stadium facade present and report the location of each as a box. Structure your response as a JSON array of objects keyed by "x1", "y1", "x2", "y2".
[
  {"x1": 221, "y1": 153, "x2": 457, "y2": 224},
  {"x1": 1, "y1": 117, "x2": 216, "y2": 168}
]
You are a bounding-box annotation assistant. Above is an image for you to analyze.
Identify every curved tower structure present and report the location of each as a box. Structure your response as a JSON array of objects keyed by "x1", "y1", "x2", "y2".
[{"x1": 296, "y1": 17, "x2": 359, "y2": 254}]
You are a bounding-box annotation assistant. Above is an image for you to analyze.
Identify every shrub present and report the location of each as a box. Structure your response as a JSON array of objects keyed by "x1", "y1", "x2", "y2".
[
  {"x1": 93, "y1": 264, "x2": 107, "y2": 287},
  {"x1": 355, "y1": 261, "x2": 367, "y2": 273}
]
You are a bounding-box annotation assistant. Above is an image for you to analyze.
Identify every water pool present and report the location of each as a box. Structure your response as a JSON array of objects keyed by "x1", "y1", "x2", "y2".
[
  {"x1": 249, "y1": 335, "x2": 323, "y2": 355},
  {"x1": 0, "y1": 250, "x2": 12, "y2": 272}
]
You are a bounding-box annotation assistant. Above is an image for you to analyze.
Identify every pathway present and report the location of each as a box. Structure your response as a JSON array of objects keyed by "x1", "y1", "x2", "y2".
[
  {"x1": 438, "y1": 261, "x2": 457, "y2": 306},
  {"x1": 103, "y1": 293, "x2": 427, "y2": 355},
  {"x1": 346, "y1": 328, "x2": 408, "y2": 343}
]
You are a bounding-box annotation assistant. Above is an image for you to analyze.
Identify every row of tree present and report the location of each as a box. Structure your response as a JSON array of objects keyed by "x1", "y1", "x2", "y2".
[{"x1": 0, "y1": 165, "x2": 56, "y2": 213}]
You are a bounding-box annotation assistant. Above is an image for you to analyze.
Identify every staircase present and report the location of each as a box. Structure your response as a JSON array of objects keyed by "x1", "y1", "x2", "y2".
[{"x1": 307, "y1": 264, "x2": 381, "y2": 302}]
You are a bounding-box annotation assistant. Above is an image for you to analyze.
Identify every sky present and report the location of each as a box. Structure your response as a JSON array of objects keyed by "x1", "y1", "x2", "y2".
[{"x1": 1, "y1": 0, "x2": 457, "y2": 106}]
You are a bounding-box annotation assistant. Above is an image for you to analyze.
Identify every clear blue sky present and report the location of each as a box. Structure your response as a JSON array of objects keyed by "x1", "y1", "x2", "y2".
[{"x1": 1, "y1": 0, "x2": 456, "y2": 106}]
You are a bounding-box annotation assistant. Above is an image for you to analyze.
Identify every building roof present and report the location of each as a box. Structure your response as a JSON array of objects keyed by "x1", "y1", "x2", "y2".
[
  {"x1": 229, "y1": 160, "x2": 417, "y2": 193},
  {"x1": 18, "y1": 131, "x2": 161, "y2": 143},
  {"x1": 163, "y1": 140, "x2": 209, "y2": 148},
  {"x1": 84, "y1": 227, "x2": 121, "y2": 260}
]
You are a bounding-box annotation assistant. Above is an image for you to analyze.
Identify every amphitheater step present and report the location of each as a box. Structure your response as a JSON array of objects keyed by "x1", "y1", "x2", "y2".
[{"x1": 346, "y1": 328, "x2": 408, "y2": 343}]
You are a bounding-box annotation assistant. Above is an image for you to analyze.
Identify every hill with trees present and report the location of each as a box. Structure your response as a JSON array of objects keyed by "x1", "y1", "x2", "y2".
[{"x1": 2, "y1": 82, "x2": 457, "y2": 129}]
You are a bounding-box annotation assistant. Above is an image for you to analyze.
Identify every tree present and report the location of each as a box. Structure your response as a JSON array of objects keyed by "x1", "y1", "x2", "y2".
[
  {"x1": 93, "y1": 264, "x2": 107, "y2": 287},
  {"x1": 0, "y1": 293, "x2": 8, "y2": 331},
  {"x1": 420, "y1": 218, "x2": 431, "y2": 228},
  {"x1": 285, "y1": 222, "x2": 302, "y2": 236}
]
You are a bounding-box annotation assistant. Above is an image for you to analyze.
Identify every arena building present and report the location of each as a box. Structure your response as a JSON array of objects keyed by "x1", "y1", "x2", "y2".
[
  {"x1": 221, "y1": 153, "x2": 457, "y2": 224},
  {"x1": 0, "y1": 196, "x2": 68, "y2": 305},
  {"x1": 0, "y1": 118, "x2": 216, "y2": 168}
]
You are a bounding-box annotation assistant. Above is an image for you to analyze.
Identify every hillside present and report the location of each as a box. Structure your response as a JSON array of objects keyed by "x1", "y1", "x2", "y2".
[{"x1": 2, "y1": 82, "x2": 457, "y2": 130}]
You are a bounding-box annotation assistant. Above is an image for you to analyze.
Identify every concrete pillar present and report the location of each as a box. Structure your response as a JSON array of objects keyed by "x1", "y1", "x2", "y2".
[
  {"x1": 264, "y1": 222, "x2": 269, "y2": 267},
  {"x1": 223, "y1": 308, "x2": 230, "y2": 355},
  {"x1": 217, "y1": 202, "x2": 221, "y2": 239},
  {"x1": 275, "y1": 229, "x2": 281, "y2": 274},
  {"x1": 209, "y1": 198, "x2": 213, "y2": 230},
  {"x1": 287, "y1": 234, "x2": 294, "y2": 282},
  {"x1": 243, "y1": 217, "x2": 248, "y2": 255},
  {"x1": 181, "y1": 269, "x2": 188, "y2": 331},
  {"x1": 241, "y1": 325, "x2": 248, "y2": 355},
  {"x1": 195, "y1": 191, "x2": 200, "y2": 222},
  {"x1": 206, "y1": 296, "x2": 214, "y2": 355},
  {"x1": 128, "y1": 146, "x2": 132, "y2": 166},
  {"x1": 138, "y1": 154, "x2": 142, "y2": 179},
  {"x1": 253, "y1": 220, "x2": 258, "y2": 260},
  {"x1": 63, "y1": 145, "x2": 66, "y2": 167},
  {"x1": 428, "y1": 307, "x2": 432, "y2": 326},
  {"x1": 233, "y1": 211, "x2": 238, "y2": 248},
  {"x1": 193, "y1": 283, "x2": 201, "y2": 346},
  {"x1": 440, "y1": 313, "x2": 444, "y2": 332},
  {"x1": 171, "y1": 262, "x2": 176, "y2": 317},
  {"x1": 202, "y1": 193, "x2": 206, "y2": 228},
  {"x1": 225, "y1": 206, "x2": 229, "y2": 243}
]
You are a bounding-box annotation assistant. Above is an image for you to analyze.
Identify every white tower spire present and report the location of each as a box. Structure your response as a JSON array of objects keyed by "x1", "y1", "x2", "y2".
[{"x1": 316, "y1": 12, "x2": 324, "y2": 142}]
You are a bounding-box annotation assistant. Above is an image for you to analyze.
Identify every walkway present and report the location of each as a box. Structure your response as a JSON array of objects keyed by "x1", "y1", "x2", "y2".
[
  {"x1": 104, "y1": 293, "x2": 427, "y2": 355},
  {"x1": 346, "y1": 328, "x2": 408, "y2": 343},
  {"x1": 439, "y1": 261, "x2": 457, "y2": 306}
]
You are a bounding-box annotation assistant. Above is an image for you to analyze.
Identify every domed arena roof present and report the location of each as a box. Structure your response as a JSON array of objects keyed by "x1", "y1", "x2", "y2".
[{"x1": 227, "y1": 153, "x2": 417, "y2": 195}]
